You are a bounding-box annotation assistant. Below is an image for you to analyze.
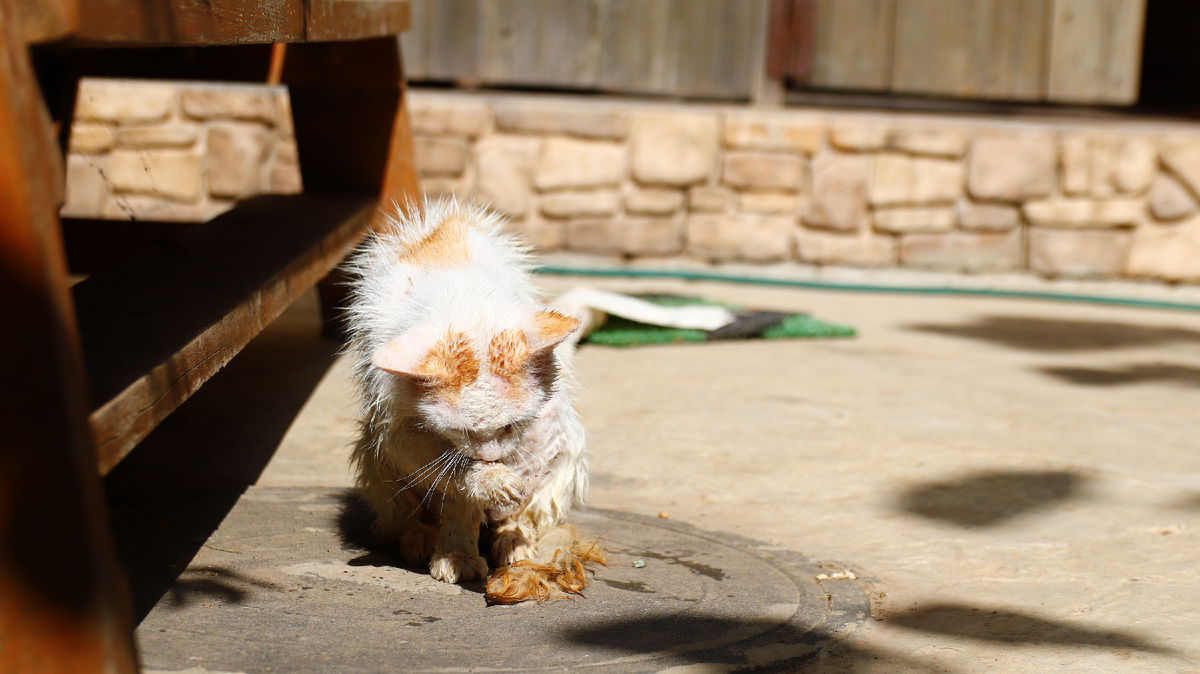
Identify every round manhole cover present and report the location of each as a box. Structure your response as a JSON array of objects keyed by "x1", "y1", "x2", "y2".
[{"x1": 138, "y1": 488, "x2": 870, "y2": 673}]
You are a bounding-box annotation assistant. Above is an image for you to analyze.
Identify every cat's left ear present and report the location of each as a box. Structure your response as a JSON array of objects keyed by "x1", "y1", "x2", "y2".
[
  {"x1": 371, "y1": 331, "x2": 437, "y2": 379},
  {"x1": 528, "y1": 309, "x2": 581, "y2": 352}
]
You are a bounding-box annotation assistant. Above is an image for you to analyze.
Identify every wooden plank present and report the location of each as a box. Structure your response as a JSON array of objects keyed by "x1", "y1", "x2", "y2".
[
  {"x1": 74, "y1": 195, "x2": 376, "y2": 472},
  {"x1": 766, "y1": 0, "x2": 815, "y2": 84},
  {"x1": 534, "y1": 0, "x2": 602, "y2": 88},
  {"x1": 19, "y1": 0, "x2": 408, "y2": 47},
  {"x1": 892, "y1": 0, "x2": 973, "y2": 97},
  {"x1": 480, "y1": 0, "x2": 541, "y2": 84},
  {"x1": 0, "y1": 0, "x2": 137, "y2": 665},
  {"x1": 400, "y1": 0, "x2": 430, "y2": 80},
  {"x1": 423, "y1": 0, "x2": 479, "y2": 83},
  {"x1": 707, "y1": 0, "x2": 759, "y2": 98},
  {"x1": 969, "y1": 0, "x2": 1049, "y2": 100},
  {"x1": 599, "y1": 0, "x2": 671, "y2": 94},
  {"x1": 663, "y1": 0, "x2": 719, "y2": 97},
  {"x1": 1048, "y1": 0, "x2": 1147, "y2": 104},
  {"x1": 811, "y1": 0, "x2": 894, "y2": 92}
]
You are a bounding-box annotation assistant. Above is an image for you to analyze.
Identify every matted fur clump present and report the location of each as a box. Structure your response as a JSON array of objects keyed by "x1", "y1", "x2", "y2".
[{"x1": 345, "y1": 199, "x2": 603, "y2": 603}]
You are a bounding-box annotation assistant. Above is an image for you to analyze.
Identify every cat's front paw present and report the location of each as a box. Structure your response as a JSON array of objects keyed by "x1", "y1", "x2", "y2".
[
  {"x1": 430, "y1": 552, "x2": 489, "y2": 583},
  {"x1": 462, "y1": 462, "x2": 525, "y2": 508},
  {"x1": 491, "y1": 530, "x2": 535, "y2": 567}
]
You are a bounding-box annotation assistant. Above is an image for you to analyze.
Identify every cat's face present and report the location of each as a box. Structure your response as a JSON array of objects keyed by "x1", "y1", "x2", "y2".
[{"x1": 372, "y1": 310, "x2": 579, "y2": 463}]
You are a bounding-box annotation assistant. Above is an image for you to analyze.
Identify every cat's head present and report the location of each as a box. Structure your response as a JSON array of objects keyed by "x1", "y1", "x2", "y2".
[{"x1": 370, "y1": 309, "x2": 580, "y2": 462}]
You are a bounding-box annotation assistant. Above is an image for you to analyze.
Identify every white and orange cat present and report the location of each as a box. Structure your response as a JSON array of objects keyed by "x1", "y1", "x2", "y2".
[{"x1": 345, "y1": 199, "x2": 602, "y2": 604}]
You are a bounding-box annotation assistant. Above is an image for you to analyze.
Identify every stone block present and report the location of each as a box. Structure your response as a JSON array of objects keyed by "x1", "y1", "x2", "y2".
[
  {"x1": 958, "y1": 202, "x2": 1021, "y2": 231},
  {"x1": 1148, "y1": 173, "x2": 1198, "y2": 221},
  {"x1": 1113, "y1": 137, "x2": 1158, "y2": 193},
  {"x1": 631, "y1": 111, "x2": 719, "y2": 186},
  {"x1": 475, "y1": 137, "x2": 537, "y2": 217},
  {"x1": 566, "y1": 219, "x2": 624, "y2": 256},
  {"x1": 724, "y1": 112, "x2": 822, "y2": 154},
  {"x1": 888, "y1": 126, "x2": 970, "y2": 158},
  {"x1": 968, "y1": 133, "x2": 1057, "y2": 201},
  {"x1": 688, "y1": 186, "x2": 734, "y2": 213},
  {"x1": 61, "y1": 154, "x2": 110, "y2": 218},
  {"x1": 269, "y1": 164, "x2": 303, "y2": 194},
  {"x1": 1062, "y1": 134, "x2": 1158, "y2": 197},
  {"x1": 509, "y1": 220, "x2": 567, "y2": 252},
  {"x1": 1029, "y1": 229, "x2": 1130, "y2": 278},
  {"x1": 1127, "y1": 215, "x2": 1200, "y2": 281},
  {"x1": 415, "y1": 136, "x2": 469, "y2": 177},
  {"x1": 687, "y1": 214, "x2": 794, "y2": 262},
  {"x1": 75, "y1": 80, "x2": 175, "y2": 124},
  {"x1": 408, "y1": 96, "x2": 490, "y2": 138},
  {"x1": 1159, "y1": 137, "x2": 1200, "y2": 200},
  {"x1": 103, "y1": 195, "x2": 231, "y2": 222},
  {"x1": 872, "y1": 206, "x2": 956, "y2": 234},
  {"x1": 802, "y1": 154, "x2": 870, "y2": 232},
  {"x1": 829, "y1": 121, "x2": 888, "y2": 151},
  {"x1": 1060, "y1": 135, "x2": 1090, "y2": 195},
  {"x1": 423, "y1": 177, "x2": 471, "y2": 201},
  {"x1": 625, "y1": 218, "x2": 684, "y2": 257},
  {"x1": 274, "y1": 140, "x2": 299, "y2": 166},
  {"x1": 109, "y1": 149, "x2": 203, "y2": 202},
  {"x1": 740, "y1": 192, "x2": 800, "y2": 215},
  {"x1": 116, "y1": 125, "x2": 199, "y2": 149},
  {"x1": 625, "y1": 188, "x2": 685, "y2": 216},
  {"x1": 534, "y1": 138, "x2": 625, "y2": 190},
  {"x1": 493, "y1": 102, "x2": 628, "y2": 140},
  {"x1": 68, "y1": 124, "x2": 115, "y2": 153},
  {"x1": 207, "y1": 124, "x2": 272, "y2": 199},
  {"x1": 181, "y1": 87, "x2": 279, "y2": 123},
  {"x1": 870, "y1": 154, "x2": 963, "y2": 206},
  {"x1": 1023, "y1": 198, "x2": 1144, "y2": 229},
  {"x1": 722, "y1": 151, "x2": 805, "y2": 191},
  {"x1": 540, "y1": 190, "x2": 619, "y2": 219},
  {"x1": 899, "y1": 230, "x2": 1022, "y2": 272},
  {"x1": 794, "y1": 228, "x2": 897, "y2": 267}
]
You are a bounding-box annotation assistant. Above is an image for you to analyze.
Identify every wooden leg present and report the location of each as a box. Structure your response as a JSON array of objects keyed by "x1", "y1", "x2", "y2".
[{"x1": 0, "y1": 0, "x2": 138, "y2": 669}]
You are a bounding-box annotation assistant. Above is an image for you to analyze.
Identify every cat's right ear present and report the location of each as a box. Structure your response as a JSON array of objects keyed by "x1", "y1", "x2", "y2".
[{"x1": 371, "y1": 333, "x2": 435, "y2": 379}]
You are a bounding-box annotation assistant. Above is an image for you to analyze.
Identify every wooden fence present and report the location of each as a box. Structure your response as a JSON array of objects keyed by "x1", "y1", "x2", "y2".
[{"x1": 401, "y1": 0, "x2": 1148, "y2": 105}]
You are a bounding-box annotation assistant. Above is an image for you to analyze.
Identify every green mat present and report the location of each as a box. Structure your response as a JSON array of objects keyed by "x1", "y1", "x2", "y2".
[{"x1": 582, "y1": 295, "x2": 856, "y2": 347}]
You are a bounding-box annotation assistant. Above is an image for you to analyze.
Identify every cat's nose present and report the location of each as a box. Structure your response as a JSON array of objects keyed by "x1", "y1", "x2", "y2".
[{"x1": 474, "y1": 439, "x2": 504, "y2": 462}]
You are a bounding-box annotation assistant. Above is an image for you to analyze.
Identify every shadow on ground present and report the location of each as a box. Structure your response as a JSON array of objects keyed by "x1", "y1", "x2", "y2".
[
  {"x1": 907, "y1": 316, "x2": 1200, "y2": 352},
  {"x1": 894, "y1": 469, "x2": 1088, "y2": 527},
  {"x1": 104, "y1": 301, "x2": 339, "y2": 622},
  {"x1": 1039, "y1": 363, "x2": 1200, "y2": 387}
]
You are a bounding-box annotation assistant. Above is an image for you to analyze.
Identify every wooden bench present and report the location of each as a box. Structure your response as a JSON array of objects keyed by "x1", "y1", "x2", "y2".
[{"x1": 0, "y1": 1, "x2": 417, "y2": 669}]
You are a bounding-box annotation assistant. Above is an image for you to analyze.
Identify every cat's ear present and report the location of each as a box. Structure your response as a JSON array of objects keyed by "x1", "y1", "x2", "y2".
[
  {"x1": 528, "y1": 309, "x2": 581, "y2": 353},
  {"x1": 371, "y1": 332, "x2": 437, "y2": 379}
]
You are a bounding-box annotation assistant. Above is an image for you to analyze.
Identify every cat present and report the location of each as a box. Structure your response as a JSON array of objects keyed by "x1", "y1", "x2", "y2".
[{"x1": 344, "y1": 198, "x2": 603, "y2": 604}]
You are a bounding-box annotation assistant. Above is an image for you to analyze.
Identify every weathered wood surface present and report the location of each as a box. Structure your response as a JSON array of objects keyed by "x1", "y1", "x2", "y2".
[
  {"x1": 1048, "y1": 0, "x2": 1147, "y2": 104},
  {"x1": 75, "y1": 195, "x2": 376, "y2": 473},
  {"x1": 19, "y1": 0, "x2": 409, "y2": 46},
  {"x1": 0, "y1": 0, "x2": 138, "y2": 667},
  {"x1": 811, "y1": 0, "x2": 894, "y2": 92}
]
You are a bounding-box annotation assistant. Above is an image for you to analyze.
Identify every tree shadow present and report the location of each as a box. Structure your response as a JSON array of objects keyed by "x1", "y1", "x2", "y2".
[
  {"x1": 887, "y1": 603, "x2": 1175, "y2": 654},
  {"x1": 104, "y1": 291, "x2": 339, "y2": 622},
  {"x1": 163, "y1": 565, "x2": 278, "y2": 610},
  {"x1": 907, "y1": 316, "x2": 1200, "y2": 352},
  {"x1": 895, "y1": 469, "x2": 1087, "y2": 528},
  {"x1": 1039, "y1": 363, "x2": 1200, "y2": 388}
]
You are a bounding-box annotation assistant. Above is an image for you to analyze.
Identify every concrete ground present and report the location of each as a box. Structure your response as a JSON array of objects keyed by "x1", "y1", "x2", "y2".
[{"x1": 106, "y1": 266, "x2": 1200, "y2": 673}]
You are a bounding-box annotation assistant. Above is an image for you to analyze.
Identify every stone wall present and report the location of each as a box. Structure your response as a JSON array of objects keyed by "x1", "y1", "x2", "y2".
[{"x1": 63, "y1": 81, "x2": 1200, "y2": 283}]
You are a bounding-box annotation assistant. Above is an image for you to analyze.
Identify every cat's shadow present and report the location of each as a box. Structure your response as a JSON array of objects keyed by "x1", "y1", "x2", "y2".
[{"x1": 334, "y1": 490, "x2": 487, "y2": 595}]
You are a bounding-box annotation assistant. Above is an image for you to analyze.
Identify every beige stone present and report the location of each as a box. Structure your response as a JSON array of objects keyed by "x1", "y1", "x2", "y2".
[
  {"x1": 1148, "y1": 173, "x2": 1198, "y2": 221},
  {"x1": 722, "y1": 151, "x2": 805, "y2": 191},
  {"x1": 207, "y1": 124, "x2": 272, "y2": 199},
  {"x1": 630, "y1": 111, "x2": 719, "y2": 186},
  {"x1": 509, "y1": 220, "x2": 567, "y2": 251},
  {"x1": 103, "y1": 195, "x2": 230, "y2": 222},
  {"x1": 625, "y1": 218, "x2": 684, "y2": 257},
  {"x1": 422, "y1": 177, "x2": 471, "y2": 201},
  {"x1": 61, "y1": 154, "x2": 110, "y2": 218},
  {"x1": 829, "y1": 121, "x2": 888, "y2": 151},
  {"x1": 625, "y1": 188, "x2": 685, "y2": 216},
  {"x1": 872, "y1": 206, "x2": 956, "y2": 234},
  {"x1": 802, "y1": 154, "x2": 871, "y2": 232},
  {"x1": 687, "y1": 214, "x2": 794, "y2": 262},
  {"x1": 539, "y1": 190, "x2": 619, "y2": 219},
  {"x1": 888, "y1": 126, "x2": 970, "y2": 158},
  {"x1": 1029, "y1": 229, "x2": 1130, "y2": 278},
  {"x1": 274, "y1": 140, "x2": 299, "y2": 166},
  {"x1": 493, "y1": 102, "x2": 628, "y2": 140},
  {"x1": 958, "y1": 202, "x2": 1021, "y2": 231},
  {"x1": 415, "y1": 136, "x2": 469, "y2": 177},
  {"x1": 870, "y1": 154, "x2": 963, "y2": 206},
  {"x1": 534, "y1": 138, "x2": 625, "y2": 191},
  {"x1": 75, "y1": 80, "x2": 175, "y2": 124},
  {"x1": 475, "y1": 136, "x2": 537, "y2": 217},
  {"x1": 899, "y1": 230, "x2": 1022, "y2": 272},
  {"x1": 566, "y1": 219, "x2": 625, "y2": 256},
  {"x1": 69, "y1": 124, "x2": 115, "y2": 153},
  {"x1": 116, "y1": 125, "x2": 199, "y2": 149},
  {"x1": 724, "y1": 112, "x2": 822, "y2": 155},
  {"x1": 1023, "y1": 198, "x2": 1144, "y2": 229},
  {"x1": 794, "y1": 228, "x2": 897, "y2": 267},
  {"x1": 1160, "y1": 137, "x2": 1200, "y2": 200},
  {"x1": 1062, "y1": 134, "x2": 1158, "y2": 197},
  {"x1": 1127, "y1": 215, "x2": 1200, "y2": 281},
  {"x1": 408, "y1": 96, "x2": 490, "y2": 138},
  {"x1": 109, "y1": 149, "x2": 203, "y2": 202},
  {"x1": 269, "y1": 164, "x2": 303, "y2": 194},
  {"x1": 968, "y1": 133, "x2": 1057, "y2": 201},
  {"x1": 1113, "y1": 137, "x2": 1158, "y2": 193},
  {"x1": 688, "y1": 186, "x2": 734, "y2": 213},
  {"x1": 181, "y1": 87, "x2": 279, "y2": 123},
  {"x1": 740, "y1": 192, "x2": 799, "y2": 215},
  {"x1": 1060, "y1": 135, "x2": 1090, "y2": 196}
]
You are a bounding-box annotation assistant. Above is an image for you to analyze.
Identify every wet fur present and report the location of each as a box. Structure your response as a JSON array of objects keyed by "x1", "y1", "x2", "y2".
[{"x1": 346, "y1": 199, "x2": 602, "y2": 602}]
